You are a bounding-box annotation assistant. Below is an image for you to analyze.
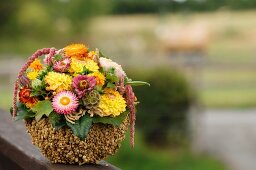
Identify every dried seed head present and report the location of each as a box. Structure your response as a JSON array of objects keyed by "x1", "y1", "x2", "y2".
[
  {"x1": 82, "y1": 90, "x2": 100, "y2": 109},
  {"x1": 65, "y1": 109, "x2": 86, "y2": 124}
]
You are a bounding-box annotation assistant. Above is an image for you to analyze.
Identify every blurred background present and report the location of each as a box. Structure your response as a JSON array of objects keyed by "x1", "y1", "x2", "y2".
[{"x1": 1, "y1": 0, "x2": 256, "y2": 170}]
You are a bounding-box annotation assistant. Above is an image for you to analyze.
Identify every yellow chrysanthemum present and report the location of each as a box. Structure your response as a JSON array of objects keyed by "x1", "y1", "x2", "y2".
[
  {"x1": 85, "y1": 59, "x2": 99, "y2": 72},
  {"x1": 88, "y1": 71, "x2": 105, "y2": 86},
  {"x1": 64, "y1": 44, "x2": 88, "y2": 59},
  {"x1": 69, "y1": 58, "x2": 84, "y2": 74},
  {"x1": 44, "y1": 72, "x2": 72, "y2": 92},
  {"x1": 98, "y1": 89, "x2": 126, "y2": 117},
  {"x1": 27, "y1": 71, "x2": 39, "y2": 80},
  {"x1": 88, "y1": 50, "x2": 97, "y2": 59},
  {"x1": 29, "y1": 59, "x2": 43, "y2": 71},
  {"x1": 69, "y1": 58, "x2": 99, "y2": 75}
]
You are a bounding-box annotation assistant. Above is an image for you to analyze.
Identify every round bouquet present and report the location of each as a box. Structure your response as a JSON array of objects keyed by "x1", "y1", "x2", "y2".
[{"x1": 11, "y1": 44, "x2": 149, "y2": 165}]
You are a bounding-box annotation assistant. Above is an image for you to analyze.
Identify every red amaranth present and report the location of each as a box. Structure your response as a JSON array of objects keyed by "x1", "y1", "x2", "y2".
[
  {"x1": 12, "y1": 48, "x2": 56, "y2": 117},
  {"x1": 125, "y1": 85, "x2": 136, "y2": 148}
]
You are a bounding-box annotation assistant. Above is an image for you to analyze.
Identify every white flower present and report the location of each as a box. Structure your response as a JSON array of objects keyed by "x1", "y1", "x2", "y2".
[{"x1": 99, "y1": 57, "x2": 126, "y2": 78}]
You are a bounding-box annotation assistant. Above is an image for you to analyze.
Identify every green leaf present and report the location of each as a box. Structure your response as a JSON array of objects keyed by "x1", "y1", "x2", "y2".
[
  {"x1": 49, "y1": 112, "x2": 66, "y2": 129},
  {"x1": 53, "y1": 122, "x2": 66, "y2": 129},
  {"x1": 31, "y1": 100, "x2": 53, "y2": 121},
  {"x1": 124, "y1": 77, "x2": 132, "y2": 84},
  {"x1": 81, "y1": 66, "x2": 93, "y2": 75},
  {"x1": 106, "y1": 68, "x2": 119, "y2": 83},
  {"x1": 106, "y1": 82, "x2": 116, "y2": 88},
  {"x1": 15, "y1": 102, "x2": 35, "y2": 121},
  {"x1": 10, "y1": 107, "x2": 13, "y2": 116},
  {"x1": 66, "y1": 115, "x2": 93, "y2": 140},
  {"x1": 95, "y1": 86, "x2": 103, "y2": 94},
  {"x1": 54, "y1": 54, "x2": 62, "y2": 61},
  {"x1": 15, "y1": 109, "x2": 35, "y2": 121},
  {"x1": 31, "y1": 81, "x2": 47, "y2": 97},
  {"x1": 38, "y1": 66, "x2": 52, "y2": 80},
  {"x1": 99, "y1": 50, "x2": 109, "y2": 58},
  {"x1": 92, "y1": 111, "x2": 128, "y2": 126},
  {"x1": 126, "y1": 81, "x2": 150, "y2": 86}
]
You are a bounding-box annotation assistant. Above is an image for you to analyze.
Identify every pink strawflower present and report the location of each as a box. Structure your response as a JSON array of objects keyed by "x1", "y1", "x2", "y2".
[
  {"x1": 53, "y1": 58, "x2": 71, "y2": 72},
  {"x1": 72, "y1": 75, "x2": 96, "y2": 98},
  {"x1": 52, "y1": 91, "x2": 79, "y2": 115}
]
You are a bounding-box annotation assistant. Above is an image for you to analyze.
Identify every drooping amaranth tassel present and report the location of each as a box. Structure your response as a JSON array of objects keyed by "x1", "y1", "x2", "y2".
[{"x1": 125, "y1": 85, "x2": 136, "y2": 148}]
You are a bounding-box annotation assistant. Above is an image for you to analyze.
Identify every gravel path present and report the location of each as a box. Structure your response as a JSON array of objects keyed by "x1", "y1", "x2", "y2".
[{"x1": 192, "y1": 109, "x2": 256, "y2": 170}]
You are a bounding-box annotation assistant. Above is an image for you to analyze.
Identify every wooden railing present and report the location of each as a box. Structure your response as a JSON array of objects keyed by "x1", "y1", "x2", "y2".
[{"x1": 0, "y1": 109, "x2": 119, "y2": 170}]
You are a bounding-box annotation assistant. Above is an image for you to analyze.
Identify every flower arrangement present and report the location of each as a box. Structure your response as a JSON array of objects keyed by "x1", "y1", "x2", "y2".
[{"x1": 11, "y1": 44, "x2": 149, "y2": 164}]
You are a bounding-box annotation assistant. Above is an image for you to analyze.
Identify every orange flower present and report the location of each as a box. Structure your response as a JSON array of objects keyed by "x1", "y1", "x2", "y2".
[
  {"x1": 25, "y1": 98, "x2": 38, "y2": 108},
  {"x1": 19, "y1": 87, "x2": 38, "y2": 108},
  {"x1": 64, "y1": 44, "x2": 88, "y2": 59},
  {"x1": 88, "y1": 50, "x2": 97, "y2": 60},
  {"x1": 88, "y1": 71, "x2": 105, "y2": 86},
  {"x1": 29, "y1": 59, "x2": 43, "y2": 71}
]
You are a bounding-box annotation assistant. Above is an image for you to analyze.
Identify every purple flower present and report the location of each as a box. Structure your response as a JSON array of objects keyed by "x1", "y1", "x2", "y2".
[
  {"x1": 19, "y1": 74, "x2": 30, "y2": 87},
  {"x1": 53, "y1": 58, "x2": 71, "y2": 72},
  {"x1": 72, "y1": 75, "x2": 96, "y2": 98}
]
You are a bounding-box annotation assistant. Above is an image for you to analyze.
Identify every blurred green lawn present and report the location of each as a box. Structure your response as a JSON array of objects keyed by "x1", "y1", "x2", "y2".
[
  {"x1": 107, "y1": 132, "x2": 226, "y2": 170},
  {"x1": 200, "y1": 69, "x2": 256, "y2": 108},
  {"x1": 0, "y1": 89, "x2": 12, "y2": 111}
]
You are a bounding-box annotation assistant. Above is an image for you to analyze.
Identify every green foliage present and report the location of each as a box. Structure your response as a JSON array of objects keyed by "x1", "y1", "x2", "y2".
[
  {"x1": 31, "y1": 79, "x2": 42, "y2": 89},
  {"x1": 31, "y1": 85, "x2": 43, "y2": 96},
  {"x1": 81, "y1": 66, "x2": 93, "y2": 75},
  {"x1": 31, "y1": 100, "x2": 53, "y2": 121},
  {"x1": 31, "y1": 86, "x2": 46, "y2": 97},
  {"x1": 38, "y1": 66, "x2": 52, "y2": 80},
  {"x1": 107, "y1": 133, "x2": 227, "y2": 170},
  {"x1": 66, "y1": 111, "x2": 128, "y2": 140},
  {"x1": 106, "y1": 82, "x2": 116, "y2": 88},
  {"x1": 126, "y1": 80, "x2": 150, "y2": 87},
  {"x1": 104, "y1": 67, "x2": 119, "y2": 89},
  {"x1": 15, "y1": 102, "x2": 35, "y2": 121},
  {"x1": 49, "y1": 112, "x2": 66, "y2": 129},
  {"x1": 106, "y1": 68, "x2": 118, "y2": 83},
  {"x1": 111, "y1": 0, "x2": 256, "y2": 14},
  {"x1": 66, "y1": 115, "x2": 93, "y2": 140},
  {"x1": 0, "y1": 1, "x2": 21, "y2": 30},
  {"x1": 95, "y1": 86, "x2": 103, "y2": 94},
  {"x1": 54, "y1": 54, "x2": 62, "y2": 61},
  {"x1": 99, "y1": 50, "x2": 108, "y2": 58},
  {"x1": 0, "y1": 0, "x2": 112, "y2": 41},
  {"x1": 128, "y1": 68, "x2": 194, "y2": 146},
  {"x1": 92, "y1": 111, "x2": 128, "y2": 126},
  {"x1": 31, "y1": 70, "x2": 50, "y2": 97}
]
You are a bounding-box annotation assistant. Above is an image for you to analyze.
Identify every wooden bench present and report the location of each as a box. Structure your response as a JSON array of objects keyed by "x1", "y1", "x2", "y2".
[{"x1": 0, "y1": 109, "x2": 119, "y2": 170}]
